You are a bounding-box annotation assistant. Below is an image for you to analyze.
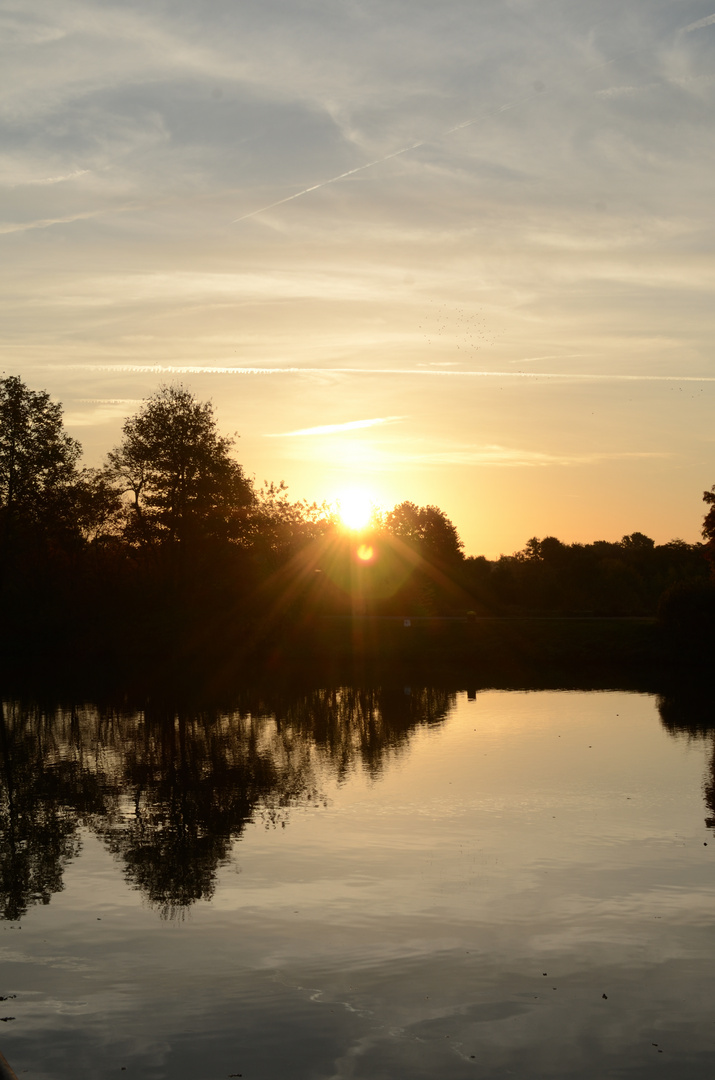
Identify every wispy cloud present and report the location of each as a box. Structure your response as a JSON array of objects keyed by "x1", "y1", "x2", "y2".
[
  {"x1": 266, "y1": 416, "x2": 404, "y2": 437},
  {"x1": 290, "y1": 441, "x2": 673, "y2": 472},
  {"x1": 397, "y1": 446, "x2": 670, "y2": 468},
  {"x1": 63, "y1": 398, "x2": 145, "y2": 426},
  {"x1": 596, "y1": 84, "x2": 654, "y2": 99},
  {"x1": 20, "y1": 169, "x2": 90, "y2": 187},
  {"x1": 0, "y1": 206, "x2": 125, "y2": 235}
]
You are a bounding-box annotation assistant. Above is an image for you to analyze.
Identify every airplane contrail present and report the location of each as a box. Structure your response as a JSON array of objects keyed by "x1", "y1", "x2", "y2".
[
  {"x1": 54, "y1": 364, "x2": 715, "y2": 383},
  {"x1": 231, "y1": 42, "x2": 634, "y2": 226},
  {"x1": 232, "y1": 140, "x2": 426, "y2": 223},
  {"x1": 231, "y1": 94, "x2": 538, "y2": 224}
]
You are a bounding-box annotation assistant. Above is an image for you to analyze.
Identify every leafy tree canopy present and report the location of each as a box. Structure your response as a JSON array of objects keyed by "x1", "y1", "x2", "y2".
[
  {"x1": 703, "y1": 486, "x2": 715, "y2": 571},
  {"x1": 0, "y1": 375, "x2": 81, "y2": 530},
  {"x1": 106, "y1": 384, "x2": 254, "y2": 546},
  {"x1": 382, "y1": 501, "x2": 464, "y2": 565}
]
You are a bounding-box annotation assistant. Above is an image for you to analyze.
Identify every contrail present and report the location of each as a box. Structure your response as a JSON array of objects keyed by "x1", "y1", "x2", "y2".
[
  {"x1": 232, "y1": 140, "x2": 426, "y2": 223},
  {"x1": 53, "y1": 364, "x2": 715, "y2": 383},
  {"x1": 232, "y1": 43, "x2": 634, "y2": 226},
  {"x1": 679, "y1": 12, "x2": 715, "y2": 35},
  {"x1": 231, "y1": 93, "x2": 537, "y2": 224}
]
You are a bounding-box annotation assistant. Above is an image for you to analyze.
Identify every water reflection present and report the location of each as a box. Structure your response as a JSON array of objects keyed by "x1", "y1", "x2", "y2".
[
  {"x1": 658, "y1": 685, "x2": 715, "y2": 836},
  {"x1": 0, "y1": 688, "x2": 454, "y2": 919}
]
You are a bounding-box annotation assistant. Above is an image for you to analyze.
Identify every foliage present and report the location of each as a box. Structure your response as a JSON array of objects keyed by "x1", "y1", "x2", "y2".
[
  {"x1": 703, "y1": 485, "x2": 715, "y2": 572},
  {"x1": 658, "y1": 578, "x2": 715, "y2": 667},
  {"x1": 382, "y1": 501, "x2": 464, "y2": 565},
  {"x1": 106, "y1": 384, "x2": 254, "y2": 547},
  {"x1": 462, "y1": 532, "x2": 708, "y2": 616},
  {"x1": 0, "y1": 375, "x2": 82, "y2": 557},
  {"x1": 73, "y1": 467, "x2": 125, "y2": 543},
  {"x1": 252, "y1": 481, "x2": 335, "y2": 567}
]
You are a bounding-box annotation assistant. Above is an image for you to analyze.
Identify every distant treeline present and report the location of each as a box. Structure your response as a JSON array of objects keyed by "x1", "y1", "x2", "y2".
[
  {"x1": 1, "y1": 375, "x2": 713, "y2": 673},
  {"x1": 464, "y1": 533, "x2": 708, "y2": 617}
]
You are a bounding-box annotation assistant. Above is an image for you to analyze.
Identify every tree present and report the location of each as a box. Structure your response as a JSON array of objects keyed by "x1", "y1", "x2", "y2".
[
  {"x1": 252, "y1": 481, "x2": 334, "y2": 567},
  {"x1": 620, "y1": 531, "x2": 655, "y2": 551},
  {"x1": 382, "y1": 501, "x2": 464, "y2": 565},
  {"x1": 106, "y1": 385, "x2": 254, "y2": 547},
  {"x1": 703, "y1": 486, "x2": 715, "y2": 573},
  {"x1": 0, "y1": 375, "x2": 83, "y2": 575}
]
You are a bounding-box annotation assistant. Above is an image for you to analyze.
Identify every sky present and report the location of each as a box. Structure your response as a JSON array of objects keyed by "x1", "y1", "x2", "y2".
[{"x1": 2, "y1": 0, "x2": 715, "y2": 557}]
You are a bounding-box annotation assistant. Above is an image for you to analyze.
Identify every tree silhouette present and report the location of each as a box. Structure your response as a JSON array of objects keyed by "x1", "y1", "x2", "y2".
[
  {"x1": 106, "y1": 384, "x2": 254, "y2": 548},
  {"x1": 0, "y1": 375, "x2": 83, "y2": 582},
  {"x1": 703, "y1": 485, "x2": 715, "y2": 573},
  {"x1": 383, "y1": 502, "x2": 464, "y2": 565}
]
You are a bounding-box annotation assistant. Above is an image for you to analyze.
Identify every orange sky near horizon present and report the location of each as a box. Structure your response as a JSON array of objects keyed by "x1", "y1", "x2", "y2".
[{"x1": 2, "y1": 0, "x2": 714, "y2": 558}]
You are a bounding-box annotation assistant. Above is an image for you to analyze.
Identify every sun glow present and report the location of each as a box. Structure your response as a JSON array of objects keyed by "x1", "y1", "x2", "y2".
[{"x1": 337, "y1": 489, "x2": 375, "y2": 531}]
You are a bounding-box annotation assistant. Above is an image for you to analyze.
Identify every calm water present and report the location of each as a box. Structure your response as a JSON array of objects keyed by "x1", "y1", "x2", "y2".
[{"x1": 1, "y1": 687, "x2": 714, "y2": 1079}]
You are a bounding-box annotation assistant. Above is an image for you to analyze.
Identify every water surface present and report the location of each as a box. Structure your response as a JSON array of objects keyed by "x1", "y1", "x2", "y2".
[{"x1": 1, "y1": 688, "x2": 714, "y2": 1078}]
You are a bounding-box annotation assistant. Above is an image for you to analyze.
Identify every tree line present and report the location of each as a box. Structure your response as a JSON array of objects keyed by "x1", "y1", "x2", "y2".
[{"x1": 1, "y1": 375, "x2": 713, "y2": 669}]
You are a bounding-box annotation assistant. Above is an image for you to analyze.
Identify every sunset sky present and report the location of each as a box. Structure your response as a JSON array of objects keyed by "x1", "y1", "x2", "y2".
[{"x1": 2, "y1": 0, "x2": 714, "y2": 556}]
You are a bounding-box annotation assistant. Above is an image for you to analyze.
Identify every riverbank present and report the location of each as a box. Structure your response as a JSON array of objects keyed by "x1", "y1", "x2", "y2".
[{"x1": 2, "y1": 613, "x2": 696, "y2": 699}]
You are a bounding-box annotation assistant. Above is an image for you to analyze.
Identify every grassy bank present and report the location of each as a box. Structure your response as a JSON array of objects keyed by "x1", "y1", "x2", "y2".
[
  {"x1": 2, "y1": 614, "x2": 695, "y2": 698},
  {"x1": 248, "y1": 613, "x2": 673, "y2": 686}
]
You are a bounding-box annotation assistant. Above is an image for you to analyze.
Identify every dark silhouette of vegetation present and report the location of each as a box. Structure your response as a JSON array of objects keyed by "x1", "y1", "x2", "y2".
[
  {"x1": 464, "y1": 532, "x2": 708, "y2": 617},
  {"x1": 0, "y1": 373, "x2": 711, "y2": 677},
  {"x1": 0, "y1": 375, "x2": 84, "y2": 589},
  {"x1": 106, "y1": 384, "x2": 254, "y2": 549},
  {"x1": 0, "y1": 376, "x2": 83, "y2": 545},
  {"x1": 703, "y1": 484, "x2": 715, "y2": 573},
  {"x1": 658, "y1": 579, "x2": 715, "y2": 664},
  {"x1": 653, "y1": 490, "x2": 715, "y2": 668}
]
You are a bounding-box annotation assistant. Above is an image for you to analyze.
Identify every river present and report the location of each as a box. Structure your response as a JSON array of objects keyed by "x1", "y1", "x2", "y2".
[{"x1": 1, "y1": 686, "x2": 713, "y2": 1078}]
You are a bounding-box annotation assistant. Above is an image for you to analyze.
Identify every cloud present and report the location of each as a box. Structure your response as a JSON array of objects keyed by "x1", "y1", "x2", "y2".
[
  {"x1": 266, "y1": 416, "x2": 404, "y2": 437},
  {"x1": 0, "y1": 12, "x2": 66, "y2": 47},
  {"x1": 281, "y1": 438, "x2": 673, "y2": 472},
  {"x1": 395, "y1": 446, "x2": 671, "y2": 468},
  {"x1": 596, "y1": 84, "x2": 655, "y2": 99},
  {"x1": 20, "y1": 169, "x2": 90, "y2": 187},
  {"x1": 0, "y1": 206, "x2": 131, "y2": 235},
  {"x1": 63, "y1": 398, "x2": 145, "y2": 426}
]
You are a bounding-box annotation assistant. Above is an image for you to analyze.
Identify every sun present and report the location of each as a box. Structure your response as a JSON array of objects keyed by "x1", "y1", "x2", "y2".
[{"x1": 337, "y1": 489, "x2": 374, "y2": 532}]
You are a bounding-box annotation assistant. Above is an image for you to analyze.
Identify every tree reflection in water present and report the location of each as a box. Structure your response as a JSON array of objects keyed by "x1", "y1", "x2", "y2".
[
  {"x1": 657, "y1": 686, "x2": 715, "y2": 832},
  {"x1": 0, "y1": 688, "x2": 454, "y2": 920}
]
